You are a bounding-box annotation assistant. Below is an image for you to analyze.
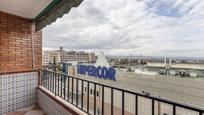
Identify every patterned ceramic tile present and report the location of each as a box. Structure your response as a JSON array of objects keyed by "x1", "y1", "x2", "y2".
[{"x1": 0, "y1": 72, "x2": 38, "y2": 115}]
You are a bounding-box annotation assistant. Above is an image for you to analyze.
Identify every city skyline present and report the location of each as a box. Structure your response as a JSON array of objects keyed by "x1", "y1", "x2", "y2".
[
  {"x1": 43, "y1": 0, "x2": 204, "y2": 57},
  {"x1": 43, "y1": 47, "x2": 204, "y2": 60}
]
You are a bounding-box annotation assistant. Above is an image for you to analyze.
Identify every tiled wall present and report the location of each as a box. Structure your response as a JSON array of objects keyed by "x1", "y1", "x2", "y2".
[
  {"x1": 37, "y1": 89, "x2": 72, "y2": 115},
  {"x1": 0, "y1": 72, "x2": 38, "y2": 115}
]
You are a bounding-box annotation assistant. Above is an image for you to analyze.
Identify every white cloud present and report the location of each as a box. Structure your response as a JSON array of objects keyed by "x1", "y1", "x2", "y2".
[{"x1": 43, "y1": 0, "x2": 204, "y2": 57}]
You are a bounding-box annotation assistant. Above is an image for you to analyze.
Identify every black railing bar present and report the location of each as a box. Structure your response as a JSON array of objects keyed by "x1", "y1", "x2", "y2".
[
  {"x1": 50, "y1": 72, "x2": 52, "y2": 91},
  {"x1": 72, "y1": 77, "x2": 74, "y2": 104},
  {"x1": 46, "y1": 71, "x2": 48, "y2": 89},
  {"x1": 152, "y1": 99, "x2": 154, "y2": 115},
  {"x1": 111, "y1": 88, "x2": 114, "y2": 115},
  {"x1": 68, "y1": 76, "x2": 70, "y2": 102},
  {"x1": 76, "y1": 79, "x2": 79, "y2": 107},
  {"x1": 64, "y1": 75, "x2": 66, "y2": 99},
  {"x1": 102, "y1": 85, "x2": 104, "y2": 115},
  {"x1": 58, "y1": 73, "x2": 60, "y2": 96},
  {"x1": 94, "y1": 83, "x2": 96, "y2": 115},
  {"x1": 43, "y1": 70, "x2": 46, "y2": 88},
  {"x1": 43, "y1": 72, "x2": 45, "y2": 87},
  {"x1": 173, "y1": 105, "x2": 176, "y2": 115},
  {"x1": 135, "y1": 95, "x2": 138, "y2": 115},
  {"x1": 46, "y1": 72, "x2": 49, "y2": 89},
  {"x1": 55, "y1": 72, "x2": 57, "y2": 96},
  {"x1": 122, "y1": 91, "x2": 125, "y2": 115},
  {"x1": 52, "y1": 72, "x2": 54, "y2": 92},
  {"x1": 41, "y1": 70, "x2": 43, "y2": 86},
  {"x1": 61, "y1": 74, "x2": 63, "y2": 97},
  {"x1": 46, "y1": 71, "x2": 48, "y2": 88},
  {"x1": 41, "y1": 69, "x2": 204, "y2": 112},
  {"x1": 49, "y1": 71, "x2": 52, "y2": 91},
  {"x1": 81, "y1": 80, "x2": 84, "y2": 110},
  {"x1": 47, "y1": 71, "x2": 50, "y2": 90},
  {"x1": 87, "y1": 81, "x2": 90, "y2": 113}
]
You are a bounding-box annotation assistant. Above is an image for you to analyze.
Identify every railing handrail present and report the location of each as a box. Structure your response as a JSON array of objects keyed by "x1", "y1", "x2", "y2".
[
  {"x1": 0, "y1": 69, "x2": 38, "y2": 75},
  {"x1": 40, "y1": 69, "x2": 204, "y2": 113}
]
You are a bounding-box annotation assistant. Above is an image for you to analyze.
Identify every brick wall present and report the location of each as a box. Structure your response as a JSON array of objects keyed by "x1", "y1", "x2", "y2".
[{"x1": 0, "y1": 11, "x2": 42, "y2": 72}]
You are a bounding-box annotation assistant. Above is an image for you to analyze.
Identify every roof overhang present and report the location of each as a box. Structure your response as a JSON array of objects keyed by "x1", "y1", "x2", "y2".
[{"x1": 0, "y1": 0, "x2": 83, "y2": 31}]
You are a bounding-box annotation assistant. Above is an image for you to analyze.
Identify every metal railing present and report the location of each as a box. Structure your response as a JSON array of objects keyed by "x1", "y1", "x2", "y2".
[{"x1": 40, "y1": 69, "x2": 204, "y2": 115}]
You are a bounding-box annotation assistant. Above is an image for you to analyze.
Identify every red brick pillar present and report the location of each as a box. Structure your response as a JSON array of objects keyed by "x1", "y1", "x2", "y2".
[{"x1": 0, "y1": 11, "x2": 42, "y2": 73}]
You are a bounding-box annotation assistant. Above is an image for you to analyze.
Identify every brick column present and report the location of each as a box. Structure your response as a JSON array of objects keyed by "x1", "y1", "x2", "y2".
[{"x1": 0, "y1": 11, "x2": 42, "y2": 72}]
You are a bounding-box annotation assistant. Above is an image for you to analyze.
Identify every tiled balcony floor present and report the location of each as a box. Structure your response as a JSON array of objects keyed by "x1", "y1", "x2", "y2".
[{"x1": 6, "y1": 105, "x2": 45, "y2": 115}]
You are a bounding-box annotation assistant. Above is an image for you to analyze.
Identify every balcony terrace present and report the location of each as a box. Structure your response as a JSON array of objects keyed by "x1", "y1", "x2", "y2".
[{"x1": 0, "y1": 0, "x2": 204, "y2": 115}]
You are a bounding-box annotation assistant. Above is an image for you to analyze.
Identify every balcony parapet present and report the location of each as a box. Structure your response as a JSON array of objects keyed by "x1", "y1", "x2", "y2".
[{"x1": 37, "y1": 86, "x2": 87, "y2": 115}]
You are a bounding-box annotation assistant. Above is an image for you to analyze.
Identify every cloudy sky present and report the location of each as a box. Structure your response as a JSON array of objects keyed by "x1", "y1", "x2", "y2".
[{"x1": 43, "y1": 0, "x2": 204, "y2": 57}]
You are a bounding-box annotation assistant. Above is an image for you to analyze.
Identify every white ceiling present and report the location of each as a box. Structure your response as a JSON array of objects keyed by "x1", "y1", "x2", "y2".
[{"x1": 0, "y1": 0, "x2": 52, "y2": 19}]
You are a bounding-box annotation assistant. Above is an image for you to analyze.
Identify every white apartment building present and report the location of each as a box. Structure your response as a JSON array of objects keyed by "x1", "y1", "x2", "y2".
[
  {"x1": 42, "y1": 51, "x2": 61, "y2": 65},
  {"x1": 42, "y1": 47, "x2": 96, "y2": 65},
  {"x1": 42, "y1": 51, "x2": 50, "y2": 66},
  {"x1": 49, "y1": 51, "x2": 61, "y2": 64}
]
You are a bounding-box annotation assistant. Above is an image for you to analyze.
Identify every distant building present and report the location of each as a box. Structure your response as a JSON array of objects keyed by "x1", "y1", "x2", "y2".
[
  {"x1": 42, "y1": 47, "x2": 96, "y2": 65},
  {"x1": 48, "y1": 51, "x2": 61, "y2": 64},
  {"x1": 138, "y1": 58, "x2": 204, "y2": 77},
  {"x1": 42, "y1": 51, "x2": 50, "y2": 66},
  {"x1": 42, "y1": 51, "x2": 61, "y2": 66},
  {"x1": 63, "y1": 51, "x2": 96, "y2": 63}
]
